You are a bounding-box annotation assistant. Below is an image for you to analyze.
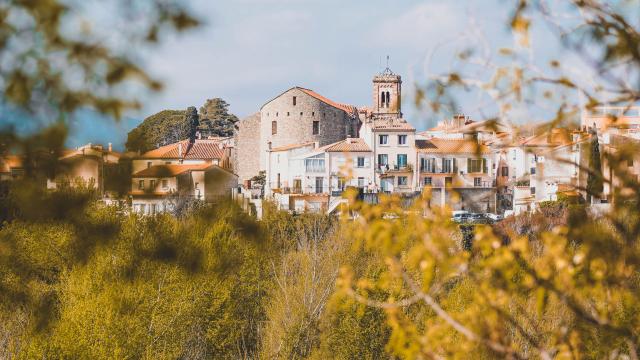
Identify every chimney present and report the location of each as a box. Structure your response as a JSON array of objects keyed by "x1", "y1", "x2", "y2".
[
  {"x1": 108, "y1": 143, "x2": 112, "y2": 152},
  {"x1": 178, "y1": 143, "x2": 183, "y2": 158}
]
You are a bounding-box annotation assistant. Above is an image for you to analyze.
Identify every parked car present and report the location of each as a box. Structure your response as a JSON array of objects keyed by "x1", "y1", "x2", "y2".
[
  {"x1": 485, "y1": 213, "x2": 504, "y2": 221},
  {"x1": 452, "y1": 210, "x2": 470, "y2": 223}
]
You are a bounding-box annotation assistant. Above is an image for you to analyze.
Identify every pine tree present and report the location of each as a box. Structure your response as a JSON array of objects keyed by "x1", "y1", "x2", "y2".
[{"x1": 198, "y1": 98, "x2": 239, "y2": 138}]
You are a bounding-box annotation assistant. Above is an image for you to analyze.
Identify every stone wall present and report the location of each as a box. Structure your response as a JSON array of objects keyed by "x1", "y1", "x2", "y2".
[
  {"x1": 234, "y1": 112, "x2": 261, "y2": 182},
  {"x1": 258, "y1": 87, "x2": 355, "y2": 171}
]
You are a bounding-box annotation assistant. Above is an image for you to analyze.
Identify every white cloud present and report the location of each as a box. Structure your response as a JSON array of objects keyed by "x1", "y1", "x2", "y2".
[{"x1": 373, "y1": 2, "x2": 462, "y2": 49}]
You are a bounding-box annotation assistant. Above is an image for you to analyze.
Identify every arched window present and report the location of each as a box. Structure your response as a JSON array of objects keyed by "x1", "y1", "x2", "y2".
[
  {"x1": 386, "y1": 92, "x2": 391, "y2": 107},
  {"x1": 380, "y1": 92, "x2": 385, "y2": 107}
]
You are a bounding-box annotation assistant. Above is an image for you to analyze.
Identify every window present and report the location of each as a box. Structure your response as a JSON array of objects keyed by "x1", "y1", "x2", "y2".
[
  {"x1": 501, "y1": 166, "x2": 509, "y2": 177},
  {"x1": 378, "y1": 154, "x2": 388, "y2": 167},
  {"x1": 287, "y1": 112, "x2": 290, "y2": 116},
  {"x1": 305, "y1": 157, "x2": 325, "y2": 172},
  {"x1": 300, "y1": 112, "x2": 303, "y2": 116},
  {"x1": 531, "y1": 187, "x2": 536, "y2": 195},
  {"x1": 138, "y1": 180, "x2": 144, "y2": 190},
  {"x1": 445, "y1": 177, "x2": 453, "y2": 186},
  {"x1": 386, "y1": 92, "x2": 390, "y2": 107},
  {"x1": 337, "y1": 177, "x2": 346, "y2": 190},
  {"x1": 358, "y1": 177, "x2": 365, "y2": 188},
  {"x1": 312, "y1": 112, "x2": 315, "y2": 116},
  {"x1": 276, "y1": 112, "x2": 278, "y2": 117},
  {"x1": 423, "y1": 177, "x2": 432, "y2": 186},
  {"x1": 398, "y1": 135, "x2": 407, "y2": 145},
  {"x1": 272, "y1": 121, "x2": 277, "y2": 135},
  {"x1": 150, "y1": 180, "x2": 156, "y2": 189},
  {"x1": 474, "y1": 177, "x2": 482, "y2": 187},
  {"x1": 397, "y1": 154, "x2": 407, "y2": 168},
  {"x1": 380, "y1": 92, "x2": 385, "y2": 107},
  {"x1": 312, "y1": 121, "x2": 319, "y2": 135},
  {"x1": 379, "y1": 135, "x2": 388, "y2": 145},
  {"x1": 398, "y1": 176, "x2": 408, "y2": 186},
  {"x1": 315, "y1": 177, "x2": 324, "y2": 193},
  {"x1": 468, "y1": 158, "x2": 483, "y2": 173},
  {"x1": 162, "y1": 179, "x2": 168, "y2": 189},
  {"x1": 276, "y1": 174, "x2": 280, "y2": 189},
  {"x1": 442, "y1": 159, "x2": 452, "y2": 173},
  {"x1": 357, "y1": 157, "x2": 365, "y2": 168},
  {"x1": 628, "y1": 159, "x2": 634, "y2": 167},
  {"x1": 530, "y1": 167, "x2": 536, "y2": 175},
  {"x1": 420, "y1": 158, "x2": 436, "y2": 173},
  {"x1": 147, "y1": 161, "x2": 152, "y2": 169},
  {"x1": 293, "y1": 96, "x2": 297, "y2": 106}
]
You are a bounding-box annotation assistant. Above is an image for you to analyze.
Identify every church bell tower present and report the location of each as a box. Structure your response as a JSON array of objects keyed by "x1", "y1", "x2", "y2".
[{"x1": 372, "y1": 58, "x2": 402, "y2": 118}]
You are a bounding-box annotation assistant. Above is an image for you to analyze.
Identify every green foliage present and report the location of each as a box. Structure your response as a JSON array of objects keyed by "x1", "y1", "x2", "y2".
[
  {"x1": 0, "y1": 0, "x2": 199, "y2": 118},
  {"x1": 125, "y1": 109, "x2": 188, "y2": 153},
  {"x1": 587, "y1": 131, "x2": 604, "y2": 199},
  {"x1": 198, "y1": 98, "x2": 240, "y2": 138}
]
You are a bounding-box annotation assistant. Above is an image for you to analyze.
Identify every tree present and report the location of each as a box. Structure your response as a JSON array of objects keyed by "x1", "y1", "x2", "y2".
[
  {"x1": 586, "y1": 129, "x2": 604, "y2": 203},
  {"x1": 198, "y1": 98, "x2": 239, "y2": 138},
  {"x1": 0, "y1": 1, "x2": 199, "y2": 119},
  {"x1": 125, "y1": 109, "x2": 188, "y2": 153}
]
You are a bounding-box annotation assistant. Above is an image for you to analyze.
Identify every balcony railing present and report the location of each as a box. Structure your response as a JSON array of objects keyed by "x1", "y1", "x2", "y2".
[{"x1": 377, "y1": 163, "x2": 413, "y2": 173}]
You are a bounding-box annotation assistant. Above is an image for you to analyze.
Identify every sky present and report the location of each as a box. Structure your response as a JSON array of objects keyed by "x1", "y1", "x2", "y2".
[
  {"x1": 3, "y1": 0, "x2": 584, "y2": 150},
  {"x1": 142, "y1": 0, "x2": 516, "y2": 123}
]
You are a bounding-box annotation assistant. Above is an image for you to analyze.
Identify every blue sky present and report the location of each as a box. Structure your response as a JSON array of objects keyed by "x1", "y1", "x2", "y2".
[{"x1": 4, "y1": 0, "x2": 586, "y2": 150}]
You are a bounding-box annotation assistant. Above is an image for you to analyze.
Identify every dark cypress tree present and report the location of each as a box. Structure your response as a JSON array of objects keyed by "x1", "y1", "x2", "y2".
[{"x1": 586, "y1": 128, "x2": 603, "y2": 203}]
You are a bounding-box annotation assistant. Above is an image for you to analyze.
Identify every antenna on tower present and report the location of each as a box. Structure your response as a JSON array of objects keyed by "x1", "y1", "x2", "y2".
[{"x1": 382, "y1": 55, "x2": 394, "y2": 75}]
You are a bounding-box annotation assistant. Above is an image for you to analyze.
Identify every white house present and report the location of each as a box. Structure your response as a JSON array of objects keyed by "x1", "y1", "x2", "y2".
[
  {"x1": 265, "y1": 137, "x2": 374, "y2": 212},
  {"x1": 360, "y1": 117, "x2": 417, "y2": 193}
]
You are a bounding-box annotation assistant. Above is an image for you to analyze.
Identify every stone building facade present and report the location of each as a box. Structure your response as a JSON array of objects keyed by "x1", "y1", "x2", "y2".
[
  {"x1": 258, "y1": 87, "x2": 359, "y2": 173},
  {"x1": 234, "y1": 112, "x2": 261, "y2": 183}
]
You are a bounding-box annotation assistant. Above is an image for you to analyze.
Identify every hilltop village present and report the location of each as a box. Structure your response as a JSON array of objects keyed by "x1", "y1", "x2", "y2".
[{"x1": 3, "y1": 67, "x2": 639, "y2": 218}]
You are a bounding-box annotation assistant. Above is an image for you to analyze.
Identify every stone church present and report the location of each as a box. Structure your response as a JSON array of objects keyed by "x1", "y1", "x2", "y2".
[{"x1": 234, "y1": 68, "x2": 404, "y2": 184}]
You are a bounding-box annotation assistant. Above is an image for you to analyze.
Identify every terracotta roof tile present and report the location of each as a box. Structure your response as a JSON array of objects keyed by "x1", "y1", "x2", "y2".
[
  {"x1": 520, "y1": 128, "x2": 572, "y2": 147},
  {"x1": 298, "y1": 88, "x2": 357, "y2": 116},
  {"x1": 0, "y1": 155, "x2": 23, "y2": 173},
  {"x1": 416, "y1": 138, "x2": 490, "y2": 154},
  {"x1": 321, "y1": 138, "x2": 372, "y2": 152},
  {"x1": 140, "y1": 139, "x2": 225, "y2": 160},
  {"x1": 371, "y1": 118, "x2": 415, "y2": 131},
  {"x1": 270, "y1": 142, "x2": 316, "y2": 152},
  {"x1": 132, "y1": 164, "x2": 212, "y2": 178}
]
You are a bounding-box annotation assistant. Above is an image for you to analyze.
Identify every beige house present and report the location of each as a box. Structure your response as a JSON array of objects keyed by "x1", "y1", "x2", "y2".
[
  {"x1": 130, "y1": 164, "x2": 237, "y2": 215},
  {"x1": 46, "y1": 143, "x2": 124, "y2": 199},
  {"x1": 130, "y1": 138, "x2": 237, "y2": 214},
  {"x1": 416, "y1": 138, "x2": 496, "y2": 212}
]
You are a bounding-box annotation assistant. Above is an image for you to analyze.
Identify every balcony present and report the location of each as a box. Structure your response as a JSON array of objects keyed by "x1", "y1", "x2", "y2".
[
  {"x1": 376, "y1": 163, "x2": 413, "y2": 174},
  {"x1": 422, "y1": 176, "x2": 496, "y2": 189}
]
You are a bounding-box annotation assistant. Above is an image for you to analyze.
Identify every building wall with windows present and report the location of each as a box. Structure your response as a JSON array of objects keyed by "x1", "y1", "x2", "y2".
[{"x1": 259, "y1": 87, "x2": 358, "y2": 174}]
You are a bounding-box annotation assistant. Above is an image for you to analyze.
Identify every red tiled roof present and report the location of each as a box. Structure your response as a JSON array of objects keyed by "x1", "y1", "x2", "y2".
[
  {"x1": 298, "y1": 88, "x2": 357, "y2": 115},
  {"x1": 132, "y1": 164, "x2": 212, "y2": 178},
  {"x1": 371, "y1": 118, "x2": 415, "y2": 131},
  {"x1": 140, "y1": 139, "x2": 225, "y2": 160},
  {"x1": 0, "y1": 155, "x2": 23, "y2": 173},
  {"x1": 520, "y1": 128, "x2": 572, "y2": 147},
  {"x1": 271, "y1": 142, "x2": 316, "y2": 152},
  {"x1": 416, "y1": 138, "x2": 490, "y2": 154},
  {"x1": 320, "y1": 138, "x2": 372, "y2": 152}
]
